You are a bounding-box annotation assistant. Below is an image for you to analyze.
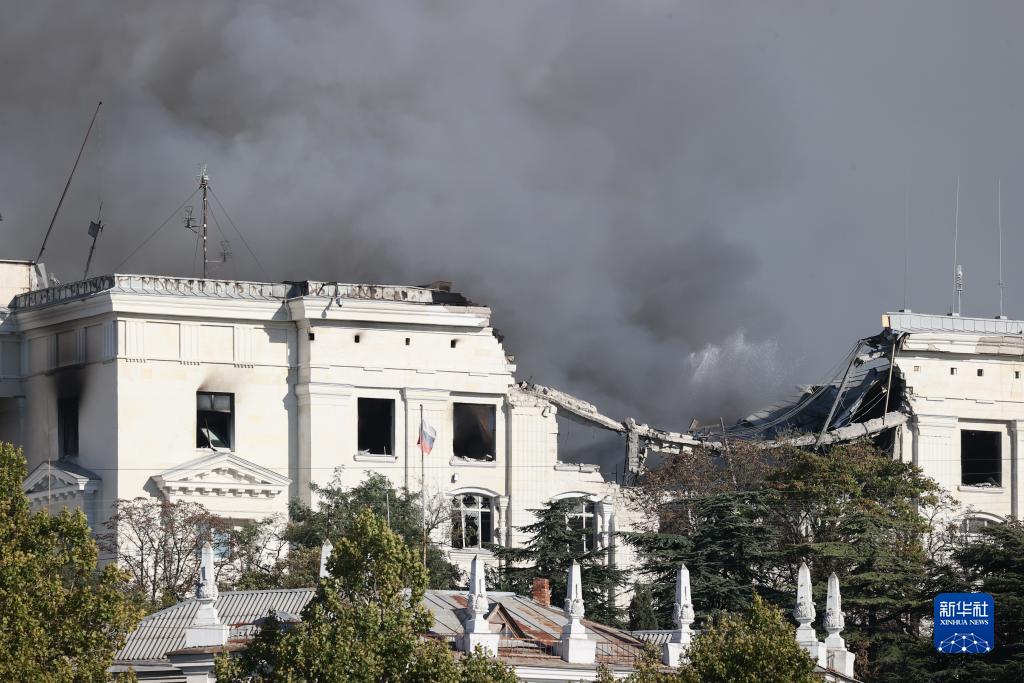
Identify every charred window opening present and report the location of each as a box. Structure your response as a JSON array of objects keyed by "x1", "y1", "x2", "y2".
[
  {"x1": 197, "y1": 392, "x2": 233, "y2": 450},
  {"x1": 565, "y1": 498, "x2": 597, "y2": 553},
  {"x1": 357, "y1": 398, "x2": 394, "y2": 455},
  {"x1": 58, "y1": 397, "x2": 79, "y2": 459},
  {"x1": 451, "y1": 494, "x2": 492, "y2": 549},
  {"x1": 961, "y1": 429, "x2": 1001, "y2": 487},
  {"x1": 453, "y1": 403, "x2": 496, "y2": 461}
]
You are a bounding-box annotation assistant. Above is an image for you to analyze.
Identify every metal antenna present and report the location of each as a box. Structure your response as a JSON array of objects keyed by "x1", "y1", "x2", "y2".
[
  {"x1": 999, "y1": 179, "x2": 1005, "y2": 318},
  {"x1": 903, "y1": 189, "x2": 910, "y2": 310},
  {"x1": 36, "y1": 101, "x2": 102, "y2": 263},
  {"x1": 199, "y1": 165, "x2": 210, "y2": 278},
  {"x1": 82, "y1": 201, "x2": 104, "y2": 280},
  {"x1": 953, "y1": 176, "x2": 962, "y2": 315}
]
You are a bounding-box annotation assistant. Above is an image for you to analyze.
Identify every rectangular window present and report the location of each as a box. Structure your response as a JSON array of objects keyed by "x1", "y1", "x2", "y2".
[
  {"x1": 357, "y1": 398, "x2": 394, "y2": 455},
  {"x1": 566, "y1": 499, "x2": 597, "y2": 553},
  {"x1": 451, "y1": 494, "x2": 493, "y2": 549},
  {"x1": 977, "y1": 369, "x2": 984, "y2": 377},
  {"x1": 58, "y1": 397, "x2": 79, "y2": 458},
  {"x1": 961, "y1": 429, "x2": 1001, "y2": 487},
  {"x1": 453, "y1": 403, "x2": 496, "y2": 461},
  {"x1": 950, "y1": 367, "x2": 958, "y2": 376},
  {"x1": 197, "y1": 392, "x2": 233, "y2": 449}
]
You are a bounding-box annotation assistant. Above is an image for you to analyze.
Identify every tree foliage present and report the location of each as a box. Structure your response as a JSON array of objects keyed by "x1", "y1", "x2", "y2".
[
  {"x1": 491, "y1": 496, "x2": 626, "y2": 625},
  {"x1": 0, "y1": 442, "x2": 141, "y2": 681},
  {"x1": 684, "y1": 594, "x2": 817, "y2": 683},
  {"x1": 99, "y1": 497, "x2": 233, "y2": 609},
  {"x1": 628, "y1": 583, "x2": 660, "y2": 631},
  {"x1": 627, "y1": 439, "x2": 945, "y2": 680},
  {"x1": 236, "y1": 473, "x2": 459, "y2": 590},
  {"x1": 215, "y1": 509, "x2": 515, "y2": 682}
]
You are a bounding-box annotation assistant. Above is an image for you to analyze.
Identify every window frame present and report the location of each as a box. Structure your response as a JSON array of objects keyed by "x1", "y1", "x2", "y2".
[
  {"x1": 357, "y1": 397, "x2": 396, "y2": 456},
  {"x1": 564, "y1": 498, "x2": 598, "y2": 553},
  {"x1": 196, "y1": 391, "x2": 235, "y2": 450},
  {"x1": 960, "y1": 428, "x2": 1002, "y2": 487},
  {"x1": 451, "y1": 402, "x2": 497, "y2": 461},
  {"x1": 450, "y1": 493, "x2": 494, "y2": 550}
]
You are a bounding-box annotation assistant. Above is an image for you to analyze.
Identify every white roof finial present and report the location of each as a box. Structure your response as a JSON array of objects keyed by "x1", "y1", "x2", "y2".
[
  {"x1": 559, "y1": 561, "x2": 595, "y2": 664},
  {"x1": 462, "y1": 555, "x2": 498, "y2": 656},
  {"x1": 319, "y1": 539, "x2": 333, "y2": 579},
  {"x1": 824, "y1": 573, "x2": 845, "y2": 640},
  {"x1": 468, "y1": 554, "x2": 488, "y2": 618},
  {"x1": 564, "y1": 560, "x2": 585, "y2": 621},
  {"x1": 197, "y1": 541, "x2": 217, "y2": 602},
  {"x1": 663, "y1": 564, "x2": 695, "y2": 666},
  {"x1": 793, "y1": 561, "x2": 815, "y2": 626}
]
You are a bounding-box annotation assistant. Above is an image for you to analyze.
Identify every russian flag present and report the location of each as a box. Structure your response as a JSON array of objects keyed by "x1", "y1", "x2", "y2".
[{"x1": 417, "y1": 416, "x2": 436, "y2": 455}]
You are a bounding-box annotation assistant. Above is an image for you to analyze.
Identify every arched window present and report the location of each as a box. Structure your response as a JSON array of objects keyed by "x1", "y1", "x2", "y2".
[
  {"x1": 961, "y1": 515, "x2": 1002, "y2": 535},
  {"x1": 451, "y1": 494, "x2": 493, "y2": 549},
  {"x1": 565, "y1": 498, "x2": 597, "y2": 553}
]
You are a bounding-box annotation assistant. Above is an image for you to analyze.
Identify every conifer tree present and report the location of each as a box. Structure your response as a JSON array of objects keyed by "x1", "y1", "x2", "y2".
[{"x1": 491, "y1": 497, "x2": 626, "y2": 625}]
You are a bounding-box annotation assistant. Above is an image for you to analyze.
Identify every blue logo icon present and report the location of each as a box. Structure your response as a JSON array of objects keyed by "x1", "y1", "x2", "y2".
[{"x1": 934, "y1": 593, "x2": 994, "y2": 654}]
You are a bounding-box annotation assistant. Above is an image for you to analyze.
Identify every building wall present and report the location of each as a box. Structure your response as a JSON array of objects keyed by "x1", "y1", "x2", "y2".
[
  {"x1": 894, "y1": 332, "x2": 1024, "y2": 523},
  {"x1": 3, "y1": 281, "x2": 636, "y2": 579}
]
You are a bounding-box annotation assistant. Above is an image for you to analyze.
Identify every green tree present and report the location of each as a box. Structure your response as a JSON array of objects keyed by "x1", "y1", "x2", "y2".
[
  {"x1": 237, "y1": 473, "x2": 459, "y2": 590},
  {"x1": 0, "y1": 442, "x2": 141, "y2": 681},
  {"x1": 628, "y1": 439, "x2": 944, "y2": 681},
  {"x1": 216, "y1": 509, "x2": 514, "y2": 682},
  {"x1": 628, "y1": 583, "x2": 662, "y2": 630},
  {"x1": 925, "y1": 521, "x2": 1024, "y2": 682},
  {"x1": 683, "y1": 595, "x2": 817, "y2": 683},
  {"x1": 458, "y1": 646, "x2": 518, "y2": 683},
  {"x1": 491, "y1": 497, "x2": 626, "y2": 625}
]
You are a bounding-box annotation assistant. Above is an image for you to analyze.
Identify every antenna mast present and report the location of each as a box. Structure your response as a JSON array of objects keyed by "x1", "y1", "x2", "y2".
[
  {"x1": 998, "y1": 179, "x2": 1005, "y2": 318},
  {"x1": 953, "y1": 176, "x2": 962, "y2": 315},
  {"x1": 903, "y1": 189, "x2": 910, "y2": 310},
  {"x1": 36, "y1": 100, "x2": 102, "y2": 263},
  {"x1": 199, "y1": 165, "x2": 210, "y2": 278}
]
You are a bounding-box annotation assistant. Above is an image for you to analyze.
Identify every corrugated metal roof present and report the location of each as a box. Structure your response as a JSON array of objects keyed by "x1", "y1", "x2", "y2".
[
  {"x1": 116, "y1": 589, "x2": 315, "y2": 663},
  {"x1": 116, "y1": 588, "x2": 646, "y2": 667}
]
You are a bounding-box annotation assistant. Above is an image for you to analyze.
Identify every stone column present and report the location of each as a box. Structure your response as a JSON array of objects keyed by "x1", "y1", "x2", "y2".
[
  {"x1": 1010, "y1": 421, "x2": 1024, "y2": 521},
  {"x1": 296, "y1": 381, "x2": 352, "y2": 506},
  {"x1": 495, "y1": 495, "x2": 509, "y2": 546},
  {"x1": 595, "y1": 495, "x2": 614, "y2": 551},
  {"x1": 912, "y1": 414, "x2": 958, "y2": 494}
]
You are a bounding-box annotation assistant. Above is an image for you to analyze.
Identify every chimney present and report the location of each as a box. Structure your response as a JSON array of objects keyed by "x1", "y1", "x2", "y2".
[{"x1": 532, "y1": 578, "x2": 551, "y2": 607}]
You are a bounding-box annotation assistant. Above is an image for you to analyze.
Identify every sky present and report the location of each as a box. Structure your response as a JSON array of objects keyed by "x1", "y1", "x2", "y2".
[{"x1": 3, "y1": 1, "x2": 1024, "y2": 456}]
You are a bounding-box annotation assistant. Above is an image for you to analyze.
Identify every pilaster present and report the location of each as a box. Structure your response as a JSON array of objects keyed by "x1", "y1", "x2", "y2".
[
  {"x1": 295, "y1": 382, "x2": 353, "y2": 505},
  {"x1": 1010, "y1": 421, "x2": 1024, "y2": 520}
]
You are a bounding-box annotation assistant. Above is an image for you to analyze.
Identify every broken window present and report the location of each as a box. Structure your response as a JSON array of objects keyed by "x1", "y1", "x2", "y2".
[
  {"x1": 197, "y1": 392, "x2": 233, "y2": 449},
  {"x1": 58, "y1": 397, "x2": 78, "y2": 459},
  {"x1": 565, "y1": 498, "x2": 597, "y2": 553},
  {"x1": 451, "y1": 494, "x2": 492, "y2": 549},
  {"x1": 452, "y1": 403, "x2": 496, "y2": 461},
  {"x1": 961, "y1": 429, "x2": 1001, "y2": 487},
  {"x1": 358, "y1": 398, "x2": 394, "y2": 455}
]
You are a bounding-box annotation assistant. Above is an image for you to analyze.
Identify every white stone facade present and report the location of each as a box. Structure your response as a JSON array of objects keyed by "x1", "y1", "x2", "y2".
[
  {"x1": 0, "y1": 262, "x2": 635, "y2": 575},
  {"x1": 885, "y1": 311, "x2": 1024, "y2": 525}
]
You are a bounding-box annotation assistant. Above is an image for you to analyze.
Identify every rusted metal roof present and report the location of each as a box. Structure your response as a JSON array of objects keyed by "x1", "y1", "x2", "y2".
[{"x1": 116, "y1": 588, "x2": 647, "y2": 668}]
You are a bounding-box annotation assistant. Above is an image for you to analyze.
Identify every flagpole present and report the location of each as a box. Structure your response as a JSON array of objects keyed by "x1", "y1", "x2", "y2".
[{"x1": 421, "y1": 403, "x2": 427, "y2": 566}]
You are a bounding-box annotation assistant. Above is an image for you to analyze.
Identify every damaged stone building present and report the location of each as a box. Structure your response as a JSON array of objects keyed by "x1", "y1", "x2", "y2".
[
  {"x1": 711, "y1": 311, "x2": 1024, "y2": 528},
  {"x1": 0, "y1": 259, "x2": 639, "y2": 575}
]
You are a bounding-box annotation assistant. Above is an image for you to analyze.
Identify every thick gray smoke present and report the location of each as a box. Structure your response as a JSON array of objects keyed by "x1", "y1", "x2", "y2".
[{"x1": 4, "y1": 2, "x2": 1024, "y2": 458}]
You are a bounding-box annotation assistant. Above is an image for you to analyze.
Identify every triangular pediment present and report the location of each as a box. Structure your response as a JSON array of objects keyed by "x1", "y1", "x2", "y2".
[
  {"x1": 152, "y1": 452, "x2": 290, "y2": 498},
  {"x1": 24, "y1": 461, "x2": 100, "y2": 502}
]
